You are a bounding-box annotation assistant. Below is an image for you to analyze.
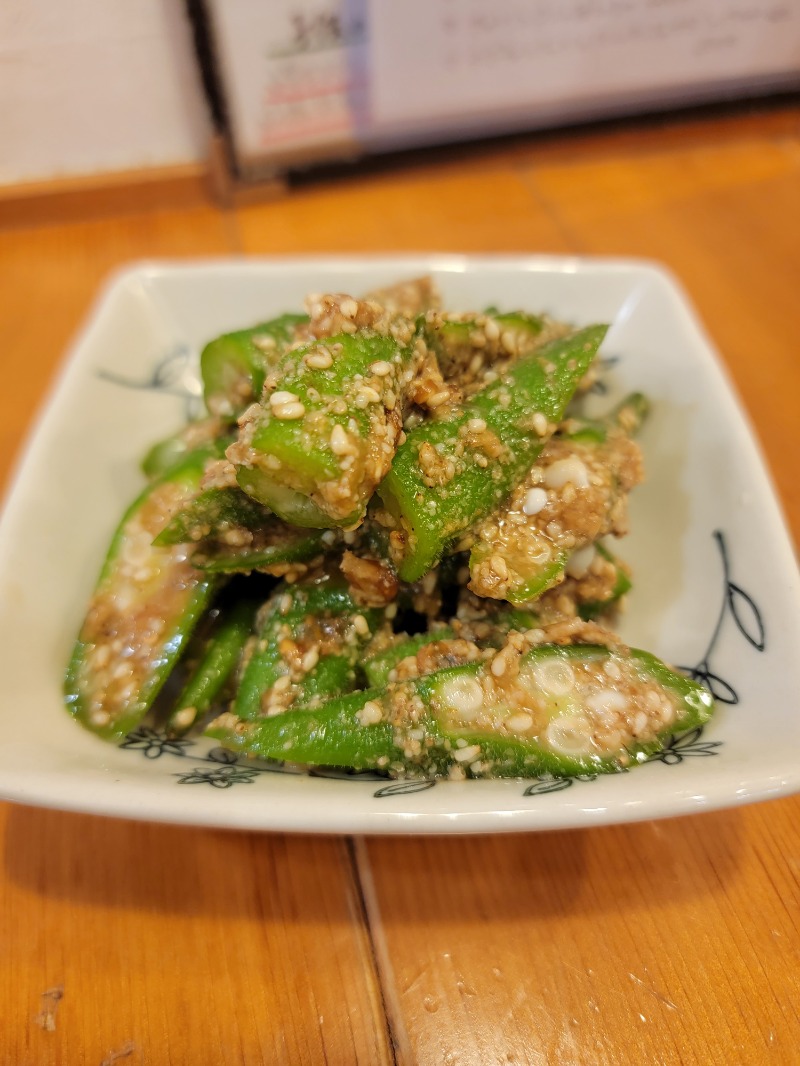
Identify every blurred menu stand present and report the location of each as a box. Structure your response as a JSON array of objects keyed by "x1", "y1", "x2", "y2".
[{"x1": 191, "y1": 0, "x2": 800, "y2": 200}]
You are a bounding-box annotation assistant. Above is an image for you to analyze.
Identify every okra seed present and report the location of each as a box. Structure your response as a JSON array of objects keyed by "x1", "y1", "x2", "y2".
[
  {"x1": 545, "y1": 715, "x2": 593, "y2": 756},
  {"x1": 506, "y1": 712, "x2": 534, "y2": 734},
  {"x1": 438, "y1": 675, "x2": 484, "y2": 720},
  {"x1": 531, "y1": 660, "x2": 575, "y2": 696}
]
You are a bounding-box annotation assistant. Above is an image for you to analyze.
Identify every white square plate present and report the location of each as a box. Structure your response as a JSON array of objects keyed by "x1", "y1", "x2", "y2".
[{"x1": 1, "y1": 256, "x2": 798, "y2": 834}]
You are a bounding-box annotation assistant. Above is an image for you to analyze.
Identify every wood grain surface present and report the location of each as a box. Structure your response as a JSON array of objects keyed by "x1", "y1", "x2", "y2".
[{"x1": 0, "y1": 101, "x2": 798, "y2": 1065}]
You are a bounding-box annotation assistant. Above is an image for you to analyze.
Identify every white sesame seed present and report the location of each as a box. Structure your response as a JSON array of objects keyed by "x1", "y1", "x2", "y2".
[
  {"x1": 484, "y1": 317, "x2": 500, "y2": 341},
  {"x1": 352, "y1": 614, "x2": 369, "y2": 637},
  {"x1": 252, "y1": 333, "x2": 276, "y2": 351},
  {"x1": 172, "y1": 706, "x2": 197, "y2": 730},
  {"x1": 489, "y1": 554, "x2": 508, "y2": 579},
  {"x1": 370, "y1": 361, "x2": 393, "y2": 377},
  {"x1": 544, "y1": 457, "x2": 590, "y2": 490},
  {"x1": 273, "y1": 402, "x2": 306, "y2": 420},
  {"x1": 305, "y1": 349, "x2": 333, "y2": 369},
  {"x1": 357, "y1": 700, "x2": 384, "y2": 726},
  {"x1": 522, "y1": 487, "x2": 548, "y2": 515},
  {"x1": 269, "y1": 391, "x2": 299, "y2": 406},
  {"x1": 566, "y1": 543, "x2": 596, "y2": 579},
  {"x1": 633, "y1": 711, "x2": 649, "y2": 735},
  {"x1": 530, "y1": 413, "x2": 547, "y2": 436},
  {"x1": 453, "y1": 744, "x2": 481, "y2": 763},
  {"x1": 490, "y1": 655, "x2": 507, "y2": 678},
  {"x1": 586, "y1": 689, "x2": 628, "y2": 717},
  {"x1": 330, "y1": 424, "x2": 353, "y2": 455},
  {"x1": 302, "y1": 648, "x2": 319, "y2": 672},
  {"x1": 340, "y1": 297, "x2": 358, "y2": 318},
  {"x1": 273, "y1": 675, "x2": 292, "y2": 693},
  {"x1": 506, "y1": 712, "x2": 534, "y2": 734},
  {"x1": 467, "y1": 417, "x2": 487, "y2": 432}
]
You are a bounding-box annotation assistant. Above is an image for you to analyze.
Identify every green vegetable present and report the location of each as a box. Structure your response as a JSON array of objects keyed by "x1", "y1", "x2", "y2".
[
  {"x1": 577, "y1": 544, "x2": 632, "y2": 620},
  {"x1": 140, "y1": 421, "x2": 228, "y2": 480},
  {"x1": 378, "y1": 325, "x2": 607, "y2": 582},
  {"x1": 468, "y1": 390, "x2": 646, "y2": 604},
  {"x1": 233, "y1": 325, "x2": 424, "y2": 527},
  {"x1": 209, "y1": 641, "x2": 714, "y2": 777},
  {"x1": 167, "y1": 593, "x2": 260, "y2": 735},
  {"x1": 363, "y1": 626, "x2": 456, "y2": 688},
  {"x1": 154, "y1": 486, "x2": 330, "y2": 573},
  {"x1": 201, "y1": 313, "x2": 307, "y2": 419},
  {"x1": 232, "y1": 575, "x2": 385, "y2": 720},
  {"x1": 64, "y1": 448, "x2": 223, "y2": 741},
  {"x1": 427, "y1": 309, "x2": 545, "y2": 379}
]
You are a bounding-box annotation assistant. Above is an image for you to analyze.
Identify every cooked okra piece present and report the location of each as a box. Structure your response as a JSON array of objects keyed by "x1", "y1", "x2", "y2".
[
  {"x1": 426, "y1": 309, "x2": 548, "y2": 383},
  {"x1": 167, "y1": 593, "x2": 260, "y2": 735},
  {"x1": 154, "y1": 486, "x2": 331, "y2": 574},
  {"x1": 378, "y1": 325, "x2": 607, "y2": 583},
  {"x1": 468, "y1": 392, "x2": 646, "y2": 603},
  {"x1": 64, "y1": 447, "x2": 224, "y2": 741},
  {"x1": 574, "y1": 544, "x2": 632, "y2": 620},
  {"x1": 140, "y1": 418, "x2": 228, "y2": 480},
  {"x1": 363, "y1": 626, "x2": 457, "y2": 688},
  {"x1": 229, "y1": 302, "x2": 426, "y2": 528},
  {"x1": 230, "y1": 574, "x2": 386, "y2": 720},
  {"x1": 201, "y1": 313, "x2": 308, "y2": 419},
  {"x1": 210, "y1": 640, "x2": 713, "y2": 777}
]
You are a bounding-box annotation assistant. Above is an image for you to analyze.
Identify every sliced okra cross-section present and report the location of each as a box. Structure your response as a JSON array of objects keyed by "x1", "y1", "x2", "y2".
[
  {"x1": 209, "y1": 639, "x2": 714, "y2": 778},
  {"x1": 467, "y1": 391, "x2": 647, "y2": 604},
  {"x1": 64, "y1": 445, "x2": 225, "y2": 741}
]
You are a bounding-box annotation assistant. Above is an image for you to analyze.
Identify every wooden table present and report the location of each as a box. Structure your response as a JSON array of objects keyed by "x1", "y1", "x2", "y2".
[{"x1": 2, "y1": 101, "x2": 799, "y2": 1065}]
